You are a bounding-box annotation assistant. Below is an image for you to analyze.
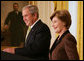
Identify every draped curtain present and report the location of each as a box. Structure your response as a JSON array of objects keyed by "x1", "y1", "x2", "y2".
[
  {"x1": 29, "y1": 1, "x2": 37, "y2": 5},
  {"x1": 77, "y1": 1, "x2": 83, "y2": 60},
  {"x1": 53, "y1": 1, "x2": 68, "y2": 11}
]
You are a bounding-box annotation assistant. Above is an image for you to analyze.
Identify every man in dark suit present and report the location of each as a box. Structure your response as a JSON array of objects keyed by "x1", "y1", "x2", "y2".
[
  {"x1": 3, "y1": 5, "x2": 51, "y2": 60},
  {"x1": 4, "y1": 3, "x2": 26, "y2": 46}
]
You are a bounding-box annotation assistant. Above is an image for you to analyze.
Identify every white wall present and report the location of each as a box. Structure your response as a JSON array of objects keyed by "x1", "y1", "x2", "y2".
[{"x1": 68, "y1": 1, "x2": 78, "y2": 39}]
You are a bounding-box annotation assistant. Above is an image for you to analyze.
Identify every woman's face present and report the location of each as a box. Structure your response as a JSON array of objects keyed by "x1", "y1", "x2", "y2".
[{"x1": 52, "y1": 16, "x2": 65, "y2": 33}]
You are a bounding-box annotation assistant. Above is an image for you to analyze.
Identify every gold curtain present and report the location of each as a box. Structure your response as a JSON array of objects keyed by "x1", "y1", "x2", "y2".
[
  {"x1": 53, "y1": 1, "x2": 68, "y2": 11},
  {"x1": 77, "y1": 1, "x2": 83, "y2": 60},
  {"x1": 29, "y1": 1, "x2": 37, "y2": 5}
]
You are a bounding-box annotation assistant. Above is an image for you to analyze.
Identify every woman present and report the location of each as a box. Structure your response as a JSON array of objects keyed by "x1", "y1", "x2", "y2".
[{"x1": 49, "y1": 10, "x2": 79, "y2": 60}]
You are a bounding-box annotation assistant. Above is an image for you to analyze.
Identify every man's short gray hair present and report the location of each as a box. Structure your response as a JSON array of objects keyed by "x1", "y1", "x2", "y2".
[{"x1": 22, "y1": 5, "x2": 39, "y2": 18}]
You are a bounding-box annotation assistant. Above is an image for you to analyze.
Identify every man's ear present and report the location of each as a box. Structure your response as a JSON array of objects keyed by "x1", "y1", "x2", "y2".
[{"x1": 33, "y1": 13, "x2": 38, "y2": 20}]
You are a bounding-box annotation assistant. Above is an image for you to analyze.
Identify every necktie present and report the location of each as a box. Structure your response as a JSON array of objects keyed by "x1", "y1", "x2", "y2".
[{"x1": 25, "y1": 26, "x2": 31, "y2": 43}]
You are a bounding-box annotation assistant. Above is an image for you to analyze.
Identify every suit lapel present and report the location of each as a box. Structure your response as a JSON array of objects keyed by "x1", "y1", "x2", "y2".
[
  {"x1": 50, "y1": 36, "x2": 59, "y2": 53},
  {"x1": 50, "y1": 30, "x2": 70, "y2": 53},
  {"x1": 25, "y1": 20, "x2": 42, "y2": 46}
]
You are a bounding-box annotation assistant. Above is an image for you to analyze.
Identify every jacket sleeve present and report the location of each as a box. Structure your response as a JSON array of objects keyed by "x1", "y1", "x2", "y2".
[
  {"x1": 64, "y1": 36, "x2": 79, "y2": 60},
  {"x1": 4, "y1": 13, "x2": 10, "y2": 25}
]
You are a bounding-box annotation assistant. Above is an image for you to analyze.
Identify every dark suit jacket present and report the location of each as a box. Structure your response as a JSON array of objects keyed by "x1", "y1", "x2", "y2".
[
  {"x1": 4, "y1": 11, "x2": 26, "y2": 42},
  {"x1": 4, "y1": 11, "x2": 26, "y2": 32},
  {"x1": 49, "y1": 30, "x2": 79, "y2": 60},
  {"x1": 15, "y1": 20, "x2": 51, "y2": 60}
]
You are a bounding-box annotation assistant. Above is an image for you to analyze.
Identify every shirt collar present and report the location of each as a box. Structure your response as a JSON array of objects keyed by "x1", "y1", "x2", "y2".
[{"x1": 30, "y1": 18, "x2": 40, "y2": 29}]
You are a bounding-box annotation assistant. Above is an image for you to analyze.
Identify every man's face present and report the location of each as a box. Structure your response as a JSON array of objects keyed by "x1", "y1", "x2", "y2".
[
  {"x1": 13, "y1": 4, "x2": 18, "y2": 11},
  {"x1": 22, "y1": 8, "x2": 34, "y2": 26}
]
